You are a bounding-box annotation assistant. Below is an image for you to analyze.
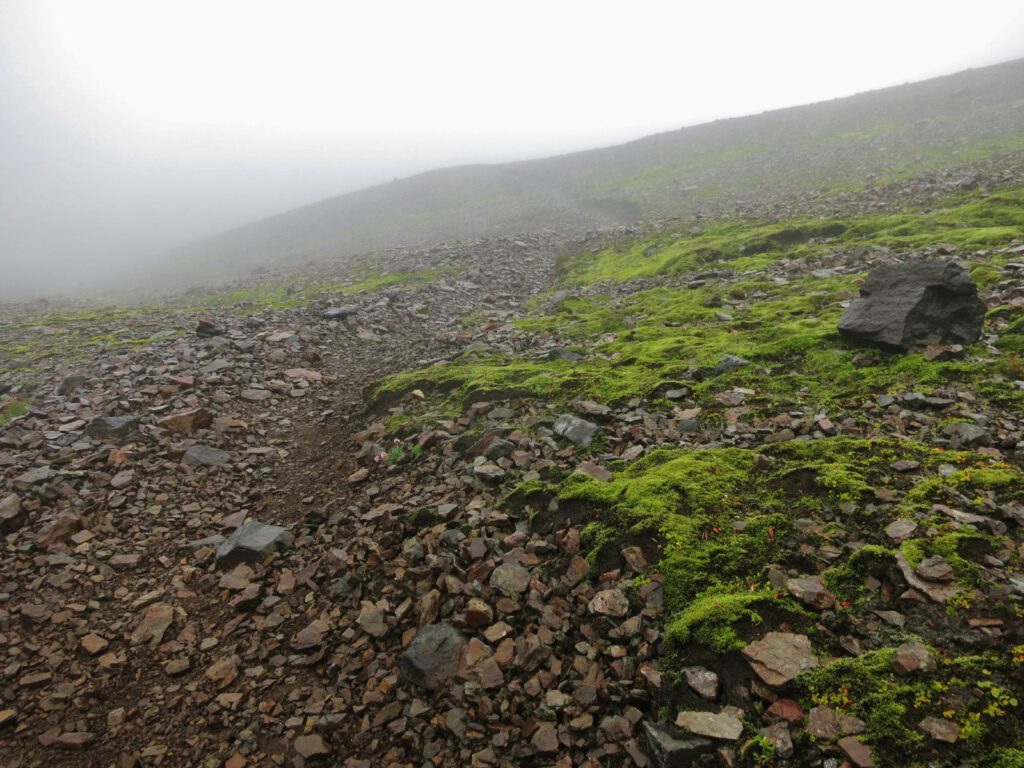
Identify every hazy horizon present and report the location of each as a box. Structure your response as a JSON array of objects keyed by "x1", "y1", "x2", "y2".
[{"x1": 3, "y1": 0, "x2": 1024, "y2": 298}]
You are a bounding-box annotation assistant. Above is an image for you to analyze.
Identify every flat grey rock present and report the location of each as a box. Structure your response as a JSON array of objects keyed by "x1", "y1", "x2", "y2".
[
  {"x1": 553, "y1": 414, "x2": 600, "y2": 448},
  {"x1": 215, "y1": 521, "x2": 293, "y2": 569},
  {"x1": 941, "y1": 422, "x2": 989, "y2": 448},
  {"x1": 675, "y1": 709, "x2": 743, "y2": 741},
  {"x1": 182, "y1": 445, "x2": 232, "y2": 468}
]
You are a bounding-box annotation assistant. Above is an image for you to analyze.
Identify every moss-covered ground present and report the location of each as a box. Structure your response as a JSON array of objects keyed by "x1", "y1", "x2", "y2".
[
  {"x1": 518, "y1": 436, "x2": 1024, "y2": 765},
  {"x1": 558, "y1": 185, "x2": 1024, "y2": 284},
  {"x1": 367, "y1": 180, "x2": 1024, "y2": 765},
  {"x1": 375, "y1": 185, "x2": 1024, "y2": 421}
]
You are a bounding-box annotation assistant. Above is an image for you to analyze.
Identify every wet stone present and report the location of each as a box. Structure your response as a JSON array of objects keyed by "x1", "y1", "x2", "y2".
[
  {"x1": 0, "y1": 494, "x2": 25, "y2": 533},
  {"x1": 891, "y1": 641, "x2": 936, "y2": 674},
  {"x1": 806, "y1": 706, "x2": 865, "y2": 740},
  {"x1": 294, "y1": 734, "x2": 330, "y2": 759},
  {"x1": 715, "y1": 354, "x2": 750, "y2": 374},
  {"x1": 489, "y1": 562, "x2": 531, "y2": 595},
  {"x1": 588, "y1": 588, "x2": 629, "y2": 617},
  {"x1": 885, "y1": 518, "x2": 920, "y2": 543},
  {"x1": 915, "y1": 554, "x2": 954, "y2": 582},
  {"x1": 759, "y1": 722, "x2": 794, "y2": 758},
  {"x1": 785, "y1": 575, "x2": 836, "y2": 610},
  {"x1": 838, "y1": 736, "x2": 874, "y2": 767},
  {"x1": 642, "y1": 722, "x2": 714, "y2": 767}
]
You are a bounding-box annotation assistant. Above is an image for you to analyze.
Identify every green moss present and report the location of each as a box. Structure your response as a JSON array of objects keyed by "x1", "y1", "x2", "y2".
[
  {"x1": 559, "y1": 185, "x2": 1024, "y2": 285},
  {"x1": 900, "y1": 531, "x2": 990, "y2": 587},
  {"x1": 983, "y1": 749, "x2": 1024, "y2": 768},
  {"x1": 900, "y1": 465, "x2": 1024, "y2": 514},
  {"x1": 0, "y1": 400, "x2": 29, "y2": 425},
  {"x1": 972, "y1": 263, "x2": 1004, "y2": 290},
  {"x1": 375, "y1": 243, "x2": 1024, "y2": 416},
  {"x1": 822, "y1": 544, "x2": 895, "y2": 601},
  {"x1": 666, "y1": 589, "x2": 773, "y2": 652},
  {"x1": 796, "y1": 648, "x2": 1023, "y2": 767},
  {"x1": 338, "y1": 265, "x2": 458, "y2": 294}
]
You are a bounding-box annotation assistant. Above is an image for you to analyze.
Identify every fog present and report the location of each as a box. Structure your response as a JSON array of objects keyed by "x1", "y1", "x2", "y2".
[{"x1": 2, "y1": 0, "x2": 1024, "y2": 299}]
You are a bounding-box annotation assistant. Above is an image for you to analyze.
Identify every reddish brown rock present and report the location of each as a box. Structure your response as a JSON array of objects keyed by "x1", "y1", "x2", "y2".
[
  {"x1": 742, "y1": 632, "x2": 818, "y2": 686},
  {"x1": 130, "y1": 603, "x2": 174, "y2": 647},
  {"x1": 838, "y1": 736, "x2": 874, "y2": 767}
]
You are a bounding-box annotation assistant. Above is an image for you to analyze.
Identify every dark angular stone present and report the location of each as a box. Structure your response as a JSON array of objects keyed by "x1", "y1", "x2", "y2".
[
  {"x1": 195, "y1": 318, "x2": 225, "y2": 337},
  {"x1": 838, "y1": 260, "x2": 986, "y2": 350},
  {"x1": 322, "y1": 305, "x2": 358, "y2": 320},
  {"x1": 84, "y1": 416, "x2": 140, "y2": 440},
  {"x1": 642, "y1": 721, "x2": 714, "y2": 768}
]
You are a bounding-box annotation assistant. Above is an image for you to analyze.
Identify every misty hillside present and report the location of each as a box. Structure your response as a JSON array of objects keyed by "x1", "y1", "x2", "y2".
[{"x1": 164, "y1": 58, "x2": 1024, "y2": 282}]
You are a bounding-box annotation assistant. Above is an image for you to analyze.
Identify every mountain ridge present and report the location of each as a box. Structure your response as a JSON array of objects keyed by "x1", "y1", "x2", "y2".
[{"x1": 152, "y1": 57, "x2": 1024, "y2": 288}]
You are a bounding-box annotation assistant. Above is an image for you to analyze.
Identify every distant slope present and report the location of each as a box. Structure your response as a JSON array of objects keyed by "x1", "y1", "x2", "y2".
[{"x1": 163, "y1": 58, "x2": 1024, "y2": 284}]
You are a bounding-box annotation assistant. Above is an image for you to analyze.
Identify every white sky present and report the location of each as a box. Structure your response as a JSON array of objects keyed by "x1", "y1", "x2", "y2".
[{"x1": 2, "y1": 0, "x2": 1024, "y2": 291}]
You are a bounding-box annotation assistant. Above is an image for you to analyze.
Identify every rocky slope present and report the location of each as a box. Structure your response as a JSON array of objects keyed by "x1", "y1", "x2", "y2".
[
  {"x1": 140, "y1": 59, "x2": 1024, "y2": 291},
  {"x1": 2, "y1": 158, "x2": 1024, "y2": 768}
]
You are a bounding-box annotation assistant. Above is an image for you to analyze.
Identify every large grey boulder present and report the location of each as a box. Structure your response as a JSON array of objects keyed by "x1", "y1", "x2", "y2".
[
  {"x1": 838, "y1": 260, "x2": 986, "y2": 350},
  {"x1": 215, "y1": 521, "x2": 293, "y2": 569},
  {"x1": 399, "y1": 623, "x2": 465, "y2": 690}
]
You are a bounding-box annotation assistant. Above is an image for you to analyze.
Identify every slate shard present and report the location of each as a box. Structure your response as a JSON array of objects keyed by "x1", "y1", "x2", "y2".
[
  {"x1": 838, "y1": 260, "x2": 986, "y2": 350},
  {"x1": 215, "y1": 521, "x2": 294, "y2": 569}
]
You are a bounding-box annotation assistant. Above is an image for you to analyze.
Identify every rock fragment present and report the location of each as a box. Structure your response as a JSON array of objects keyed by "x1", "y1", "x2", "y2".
[
  {"x1": 642, "y1": 722, "x2": 713, "y2": 767},
  {"x1": 84, "y1": 416, "x2": 140, "y2": 440},
  {"x1": 399, "y1": 623, "x2": 465, "y2": 690},
  {"x1": 741, "y1": 632, "x2": 818, "y2": 686},
  {"x1": 182, "y1": 444, "x2": 232, "y2": 468},
  {"x1": 674, "y1": 709, "x2": 743, "y2": 741},
  {"x1": 553, "y1": 414, "x2": 600, "y2": 447},
  {"x1": 838, "y1": 260, "x2": 986, "y2": 349},
  {"x1": 215, "y1": 522, "x2": 293, "y2": 569}
]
